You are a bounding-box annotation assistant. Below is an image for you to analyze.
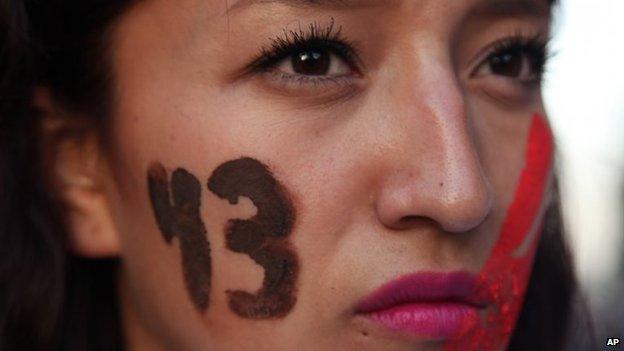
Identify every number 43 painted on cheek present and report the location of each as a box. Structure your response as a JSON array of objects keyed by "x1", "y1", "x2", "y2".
[{"x1": 147, "y1": 157, "x2": 299, "y2": 319}]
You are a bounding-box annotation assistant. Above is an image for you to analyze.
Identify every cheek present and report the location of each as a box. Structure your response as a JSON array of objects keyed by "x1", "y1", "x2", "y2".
[
  {"x1": 146, "y1": 157, "x2": 300, "y2": 320},
  {"x1": 207, "y1": 157, "x2": 299, "y2": 319},
  {"x1": 147, "y1": 163, "x2": 213, "y2": 312},
  {"x1": 447, "y1": 114, "x2": 554, "y2": 351}
]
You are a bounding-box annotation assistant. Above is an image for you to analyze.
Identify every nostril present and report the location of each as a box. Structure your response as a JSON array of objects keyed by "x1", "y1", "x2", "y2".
[{"x1": 396, "y1": 215, "x2": 442, "y2": 231}]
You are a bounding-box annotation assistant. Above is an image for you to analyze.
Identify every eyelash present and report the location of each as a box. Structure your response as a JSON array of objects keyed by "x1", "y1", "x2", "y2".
[
  {"x1": 244, "y1": 22, "x2": 549, "y2": 86},
  {"x1": 480, "y1": 33, "x2": 550, "y2": 84},
  {"x1": 244, "y1": 19, "x2": 361, "y2": 77}
]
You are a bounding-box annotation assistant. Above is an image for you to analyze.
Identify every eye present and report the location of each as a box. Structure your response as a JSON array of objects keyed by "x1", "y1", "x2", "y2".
[
  {"x1": 274, "y1": 46, "x2": 352, "y2": 77},
  {"x1": 474, "y1": 38, "x2": 547, "y2": 84},
  {"x1": 243, "y1": 20, "x2": 362, "y2": 89},
  {"x1": 488, "y1": 47, "x2": 526, "y2": 77}
]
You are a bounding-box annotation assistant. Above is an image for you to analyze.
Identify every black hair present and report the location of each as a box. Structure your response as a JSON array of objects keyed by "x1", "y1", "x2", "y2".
[
  {"x1": 0, "y1": 1, "x2": 132, "y2": 350},
  {"x1": 0, "y1": 0, "x2": 578, "y2": 350}
]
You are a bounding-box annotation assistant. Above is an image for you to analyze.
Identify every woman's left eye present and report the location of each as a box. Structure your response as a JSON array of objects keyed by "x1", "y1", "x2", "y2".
[
  {"x1": 274, "y1": 47, "x2": 353, "y2": 77},
  {"x1": 474, "y1": 39, "x2": 547, "y2": 84}
]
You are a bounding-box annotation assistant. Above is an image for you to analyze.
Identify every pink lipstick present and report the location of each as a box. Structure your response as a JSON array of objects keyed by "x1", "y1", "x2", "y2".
[{"x1": 355, "y1": 272, "x2": 484, "y2": 340}]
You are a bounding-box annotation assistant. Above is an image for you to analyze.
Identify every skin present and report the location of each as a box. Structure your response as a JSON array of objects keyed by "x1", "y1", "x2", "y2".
[{"x1": 54, "y1": 0, "x2": 555, "y2": 350}]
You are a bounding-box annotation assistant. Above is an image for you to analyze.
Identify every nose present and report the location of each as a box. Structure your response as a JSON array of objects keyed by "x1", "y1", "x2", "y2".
[{"x1": 373, "y1": 51, "x2": 493, "y2": 234}]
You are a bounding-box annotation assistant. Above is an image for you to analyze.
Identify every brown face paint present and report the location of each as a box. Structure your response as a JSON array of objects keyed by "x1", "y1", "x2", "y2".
[
  {"x1": 208, "y1": 157, "x2": 298, "y2": 319},
  {"x1": 147, "y1": 162, "x2": 212, "y2": 312}
]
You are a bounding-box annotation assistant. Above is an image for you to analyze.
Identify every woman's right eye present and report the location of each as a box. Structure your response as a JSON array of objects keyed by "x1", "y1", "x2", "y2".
[
  {"x1": 244, "y1": 21, "x2": 362, "y2": 89},
  {"x1": 273, "y1": 47, "x2": 353, "y2": 78}
]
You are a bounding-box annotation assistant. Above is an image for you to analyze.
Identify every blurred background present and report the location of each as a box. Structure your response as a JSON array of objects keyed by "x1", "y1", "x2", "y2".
[{"x1": 543, "y1": 0, "x2": 624, "y2": 347}]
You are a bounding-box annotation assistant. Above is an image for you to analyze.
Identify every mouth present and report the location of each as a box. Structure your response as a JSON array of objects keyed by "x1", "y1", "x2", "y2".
[{"x1": 354, "y1": 271, "x2": 486, "y2": 340}]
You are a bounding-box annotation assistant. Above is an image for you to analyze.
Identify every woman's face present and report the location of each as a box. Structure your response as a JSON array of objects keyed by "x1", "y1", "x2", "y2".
[{"x1": 96, "y1": 0, "x2": 554, "y2": 350}]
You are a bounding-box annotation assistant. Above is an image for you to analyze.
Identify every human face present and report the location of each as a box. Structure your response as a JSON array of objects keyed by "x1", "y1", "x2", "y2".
[{"x1": 102, "y1": 0, "x2": 554, "y2": 350}]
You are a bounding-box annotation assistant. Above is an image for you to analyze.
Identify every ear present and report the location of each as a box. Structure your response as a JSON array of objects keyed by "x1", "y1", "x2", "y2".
[{"x1": 36, "y1": 89, "x2": 121, "y2": 258}]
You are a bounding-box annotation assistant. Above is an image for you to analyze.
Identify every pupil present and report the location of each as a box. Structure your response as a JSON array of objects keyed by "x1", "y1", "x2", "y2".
[
  {"x1": 291, "y1": 49, "x2": 330, "y2": 76},
  {"x1": 490, "y1": 48, "x2": 523, "y2": 77}
]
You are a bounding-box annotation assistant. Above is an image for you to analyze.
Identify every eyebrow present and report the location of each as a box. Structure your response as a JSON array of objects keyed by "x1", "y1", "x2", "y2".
[
  {"x1": 472, "y1": 0, "x2": 551, "y2": 17},
  {"x1": 226, "y1": 0, "x2": 380, "y2": 13},
  {"x1": 226, "y1": 0, "x2": 551, "y2": 15}
]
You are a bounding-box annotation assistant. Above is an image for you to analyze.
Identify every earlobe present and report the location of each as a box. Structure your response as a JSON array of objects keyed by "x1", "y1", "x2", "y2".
[
  {"x1": 63, "y1": 182, "x2": 121, "y2": 257},
  {"x1": 35, "y1": 88, "x2": 121, "y2": 258}
]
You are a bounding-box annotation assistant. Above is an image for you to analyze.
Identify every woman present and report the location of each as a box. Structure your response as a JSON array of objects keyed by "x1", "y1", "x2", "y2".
[{"x1": 0, "y1": 0, "x2": 577, "y2": 350}]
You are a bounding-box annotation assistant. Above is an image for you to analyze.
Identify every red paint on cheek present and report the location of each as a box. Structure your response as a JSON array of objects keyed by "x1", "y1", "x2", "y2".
[{"x1": 446, "y1": 114, "x2": 554, "y2": 351}]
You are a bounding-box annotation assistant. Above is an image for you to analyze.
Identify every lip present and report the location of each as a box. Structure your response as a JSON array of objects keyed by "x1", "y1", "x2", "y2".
[{"x1": 355, "y1": 272, "x2": 485, "y2": 340}]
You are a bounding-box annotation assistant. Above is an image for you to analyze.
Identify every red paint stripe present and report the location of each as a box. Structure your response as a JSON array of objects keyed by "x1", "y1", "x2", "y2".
[
  {"x1": 496, "y1": 115, "x2": 554, "y2": 253},
  {"x1": 446, "y1": 114, "x2": 554, "y2": 351}
]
